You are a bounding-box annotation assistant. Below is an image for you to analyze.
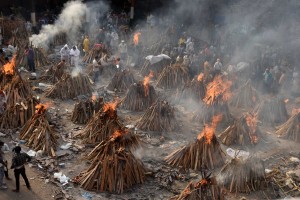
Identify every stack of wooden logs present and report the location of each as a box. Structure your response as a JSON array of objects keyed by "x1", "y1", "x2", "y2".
[
  {"x1": 73, "y1": 129, "x2": 145, "y2": 194},
  {"x1": 230, "y1": 80, "x2": 259, "y2": 109},
  {"x1": 156, "y1": 63, "x2": 190, "y2": 89},
  {"x1": 180, "y1": 74, "x2": 206, "y2": 101},
  {"x1": 276, "y1": 111, "x2": 300, "y2": 142},
  {"x1": 140, "y1": 59, "x2": 171, "y2": 78},
  {"x1": 1, "y1": 17, "x2": 27, "y2": 43},
  {"x1": 74, "y1": 101, "x2": 123, "y2": 144},
  {"x1": 16, "y1": 47, "x2": 51, "y2": 69},
  {"x1": 218, "y1": 158, "x2": 266, "y2": 193},
  {"x1": 136, "y1": 100, "x2": 178, "y2": 132},
  {"x1": 45, "y1": 73, "x2": 93, "y2": 99},
  {"x1": 50, "y1": 33, "x2": 67, "y2": 46},
  {"x1": 107, "y1": 69, "x2": 136, "y2": 92},
  {"x1": 71, "y1": 97, "x2": 103, "y2": 124},
  {"x1": 256, "y1": 97, "x2": 288, "y2": 124},
  {"x1": 82, "y1": 45, "x2": 108, "y2": 63},
  {"x1": 19, "y1": 104, "x2": 58, "y2": 157},
  {"x1": 39, "y1": 61, "x2": 66, "y2": 83},
  {"x1": 121, "y1": 82, "x2": 157, "y2": 111}
]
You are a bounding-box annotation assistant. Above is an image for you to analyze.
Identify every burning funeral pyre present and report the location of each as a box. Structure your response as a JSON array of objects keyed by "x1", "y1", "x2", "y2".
[
  {"x1": 39, "y1": 61, "x2": 66, "y2": 83},
  {"x1": 170, "y1": 172, "x2": 224, "y2": 200},
  {"x1": 75, "y1": 101, "x2": 123, "y2": 144},
  {"x1": 45, "y1": 73, "x2": 93, "y2": 99},
  {"x1": 107, "y1": 69, "x2": 136, "y2": 92},
  {"x1": 179, "y1": 73, "x2": 206, "y2": 102},
  {"x1": 156, "y1": 62, "x2": 190, "y2": 89},
  {"x1": 71, "y1": 96, "x2": 104, "y2": 124},
  {"x1": 256, "y1": 97, "x2": 288, "y2": 124},
  {"x1": 276, "y1": 109, "x2": 300, "y2": 142},
  {"x1": 16, "y1": 47, "x2": 51, "y2": 69},
  {"x1": 82, "y1": 45, "x2": 109, "y2": 63},
  {"x1": 73, "y1": 129, "x2": 145, "y2": 194},
  {"x1": 217, "y1": 157, "x2": 266, "y2": 193},
  {"x1": 219, "y1": 112, "x2": 260, "y2": 146},
  {"x1": 165, "y1": 115, "x2": 225, "y2": 170},
  {"x1": 0, "y1": 57, "x2": 39, "y2": 128},
  {"x1": 230, "y1": 80, "x2": 259, "y2": 109},
  {"x1": 19, "y1": 103, "x2": 58, "y2": 157},
  {"x1": 121, "y1": 72, "x2": 157, "y2": 111},
  {"x1": 136, "y1": 100, "x2": 178, "y2": 132},
  {"x1": 140, "y1": 57, "x2": 171, "y2": 78},
  {"x1": 193, "y1": 75, "x2": 232, "y2": 124}
]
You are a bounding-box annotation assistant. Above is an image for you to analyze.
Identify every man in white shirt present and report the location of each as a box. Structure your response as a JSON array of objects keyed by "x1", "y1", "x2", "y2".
[
  {"x1": 69, "y1": 46, "x2": 80, "y2": 67},
  {"x1": 92, "y1": 56, "x2": 101, "y2": 83},
  {"x1": 213, "y1": 58, "x2": 223, "y2": 76}
]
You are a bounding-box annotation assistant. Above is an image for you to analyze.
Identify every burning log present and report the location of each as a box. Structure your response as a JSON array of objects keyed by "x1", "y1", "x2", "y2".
[
  {"x1": 156, "y1": 63, "x2": 190, "y2": 89},
  {"x1": 73, "y1": 129, "x2": 145, "y2": 194},
  {"x1": 82, "y1": 45, "x2": 108, "y2": 63},
  {"x1": 136, "y1": 100, "x2": 178, "y2": 132},
  {"x1": 39, "y1": 61, "x2": 66, "y2": 83},
  {"x1": 0, "y1": 55, "x2": 17, "y2": 88},
  {"x1": 230, "y1": 80, "x2": 259, "y2": 109},
  {"x1": 74, "y1": 101, "x2": 124, "y2": 144},
  {"x1": 121, "y1": 79, "x2": 157, "y2": 111},
  {"x1": 71, "y1": 96, "x2": 104, "y2": 124},
  {"x1": 16, "y1": 47, "x2": 51, "y2": 69},
  {"x1": 45, "y1": 73, "x2": 93, "y2": 99},
  {"x1": 256, "y1": 97, "x2": 288, "y2": 124},
  {"x1": 179, "y1": 73, "x2": 206, "y2": 101},
  {"x1": 218, "y1": 158, "x2": 266, "y2": 193},
  {"x1": 19, "y1": 103, "x2": 58, "y2": 157},
  {"x1": 276, "y1": 110, "x2": 300, "y2": 142},
  {"x1": 219, "y1": 112, "x2": 260, "y2": 146},
  {"x1": 165, "y1": 115, "x2": 225, "y2": 170},
  {"x1": 107, "y1": 69, "x2": 136, "y2": 92}
]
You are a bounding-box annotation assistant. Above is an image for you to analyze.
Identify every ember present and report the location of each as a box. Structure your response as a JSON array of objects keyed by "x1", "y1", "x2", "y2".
[
  {"x1": 133, "y1": 32, "x2": 141, "y2": 46},
  {"x1": 2, "y1": 55, "x2": 16, "y2": 75},
  {"x1": 143, "y1": 71, "x2": 154, "y2": 97},
  {"x1": 197, "y1": 114, "x2": 222, "y2": 144}
]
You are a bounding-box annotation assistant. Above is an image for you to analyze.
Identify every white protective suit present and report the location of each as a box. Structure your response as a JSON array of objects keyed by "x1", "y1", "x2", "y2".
[
  {"x1": 60, "y1": 44, "x2": 70, "y2": 63},
  {"x1": 69, "y1": 46, "x2": 80, "y2": 67}
]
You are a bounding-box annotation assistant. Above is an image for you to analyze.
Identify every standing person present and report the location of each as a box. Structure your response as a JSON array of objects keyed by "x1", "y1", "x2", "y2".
[
  {"x1": 83, "y1": 36, "x2": 90, "y2": 56},
  {"x1": 25, "y1": 46, "x2": 35, "y2": 72},
  {"x1": 69, "y1": 46, "x2": 80, "y2": 67},
  {"x1": 11, "y1": 146, "x2": 31, "y2": 192},
  {"x1": 0, "y1": 146, "x2": 7, "y2": 189},
  {"x1": 118, "y1": 40, "x2": 127, "y2": 63},
  {"x1": 60, "y1": 44, "x2": 70, "y2": 64},
  {"x1": 92, "y1": 56, "x2": 101, "y2": 83},
  {"x1": 263, "y1": 68, "x2": 273, "y2": 93},
  {"x1": 213, "y1": 58, "x2": 222, "y2": 76},
  {"x1": 0, "y1": 141, "x2": 11, "y2": 180}
]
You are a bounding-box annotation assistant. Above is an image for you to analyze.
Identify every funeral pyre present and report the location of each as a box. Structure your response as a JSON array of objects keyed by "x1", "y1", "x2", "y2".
[
  {"x1": 82, "y1": 45, "x2": 109, "y2": 63},
  {"x1": 136, "y1": 100, "x2": 178, "y2": 132},
  {"x1": 45, "y1": 73, "x2": 93, "y2": 100},
  {"x1": 179, "y1": 73, "x2": 206, "y2": 102},
  {"x1": 16, "y1": 47, "x2": 51, "y2": 69},
  {"x1": 74, "y1": 101, "x2": 124, "y2": 144},
  {"x1": 19, "y1": 103, "x2": 59, "y2": 157},
  {"x1": 71, "y1": 95, "x2": 104, "y2": 124},
  {"x1": 217, "y1": 157, "x2": 266, "y2": 193},
  {"x1": 39, "y1": 61, "x2": 66, "y2": 83},
  {"x1": 165, "y1": 115, "x2": 225, "y2": 170},
  {"x1": 276, "y1": 109, "x2": 300, "y2": 142},
  {"x1": 73, "y1": 129, "x2": 145, "y2": 194},
  {"x1": 140, "y1": 56, "x2": 171, "y2": 78},
  {"x1": 219, "y1": 112, "x2": 261, "y2": 146},
  {"x1": 0, "y1": 56, "x2": 39, "y2": 129},
  {"x1": 107, "y1": 69, "x2": 136, "y2": 92},
  {"x1": 121, "y1": 72, "x2": 157, "y2": 111}
]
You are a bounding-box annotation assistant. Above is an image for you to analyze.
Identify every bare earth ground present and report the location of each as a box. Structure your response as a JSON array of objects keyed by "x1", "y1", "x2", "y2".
[{"x1": 1, "y1": 60, "x2": 300, "y2": 200}]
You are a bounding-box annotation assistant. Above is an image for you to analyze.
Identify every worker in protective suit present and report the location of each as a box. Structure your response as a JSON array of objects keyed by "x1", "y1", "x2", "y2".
[
  {"x1": 60, "y1": 44, "x2": 70, "y2": 64},
  {"x1": 69, "y1": 46, "x2": 80, "y2": 67}
]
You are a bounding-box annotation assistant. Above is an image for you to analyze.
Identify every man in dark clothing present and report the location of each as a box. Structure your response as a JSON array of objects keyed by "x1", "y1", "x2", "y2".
[
  {"x1": 11, "y1": 146, "x2": 31, "y2": 192},
  {"x1": 25, "y1": 46, "x2": 35, "y2": 72}
]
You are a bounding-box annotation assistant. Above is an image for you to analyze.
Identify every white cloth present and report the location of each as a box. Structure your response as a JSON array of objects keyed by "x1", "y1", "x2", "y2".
[
  {"x1": 69, "y1": 47, "x2": 80, "y2": 67},
  {"x1": 214, "y1": 61, "x2": 223, "y2": 71},
  {"x1": 145, "y1": 54, "x2": 171, "y2": 65},
  {"x1": 92, "y1": 59, "x2": 99, "y2": 72},
  {"x1": 60, "y1": 45, "x2": 70, "y2": 61}
]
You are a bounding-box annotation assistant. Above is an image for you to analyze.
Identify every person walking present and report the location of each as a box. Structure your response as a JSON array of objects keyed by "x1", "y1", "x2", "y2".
[
  {"x1": 11, "y1": 146, "x2": 31, "y2": 192},
  {"x1": 25, "y1": 46, "x2": 35, "y2": 72}
]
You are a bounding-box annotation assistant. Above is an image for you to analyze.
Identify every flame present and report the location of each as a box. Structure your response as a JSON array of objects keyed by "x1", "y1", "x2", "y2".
[
  {"x1": 103, "y1": 101, "x2": 118, "y2": 113},
  {"x1": 292, "y1": 108, "x2": 300, "y2": 115},
  {"x1": 203, "y1": 75, "x2": 232, "y2": 105},
  {"x1": 197, "y1": 73, "x2": 204, "y2": 82},
  {"x1": 197, "y1": 114, "x2": 222, "y2": 144},
  {"x1": 284, "y1": 99, "x2": 289, "y2": 103},
  {"x1": 2, "y1": 55, "x2": 16, "y2": 75},
  {"x1": 245, "y1": 113, "x2": 258, "y2": 144},
  {"x1": 133, "y1": 32, "x2": 141, "y2": 46},
  {"x1": 143, "y1": 71, "x2": 154, "y2": 97},
  {"x1": 111, "y1": 129, "x2": 123, "y2": 139},
  {"x1": 199, "y1": 179, "x2": 208, "y2": 186},
  {"x1": 35, "y1": 103, "x2": 51, "y2": 114}
]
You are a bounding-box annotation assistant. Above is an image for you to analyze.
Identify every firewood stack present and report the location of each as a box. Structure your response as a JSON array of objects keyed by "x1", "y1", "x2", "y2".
[
  {"x1": 73, "y1": 129, "x2": 145, "y2": 194},
  {"x1": 136, "y1": 100, "x2": 178, "y2": 132},
  {"x1": 51, "y1": 33, "x2": 67, "y2": 46},
  {"x1": 107, "y1": 69, "x2": 136, "y2": 92},
  {"x1": 19, "y1": 104, "x2": 59, "y2": 157},
  {"x1": 16, "y1": 47, "x2": 51, "y2": 69},
  {"x1": 121, "y1": 79, "x2": 157, "y2": 111},
  {"x1": 218, "y1": 158, "x2": 266, "y2": 193},
  {"x1": 39, "y1": 61, "x2": 66, "y2": 83},
  {"x1": 45, "y1": 73, "x2": 93, "y2": 99},
  {"x1": 165, "y1": 115, "x2": 225, "y2": 170},
  {"x1": 71, "y1": 96, "x2": 104, "y2": 124},
  {"x1": 1, "y1": 17, "x2": 27, "y2": 43},
  {"x1": 75, "y1": 101, "x2": 124, "y2": 144},
  {"x1": 219, "y1": 112, "x2": 261, "y2": 146},
  {"x1": 180, "y1": 73, "x2": 206, "y2": 101},
  {"x1": 230, "y1": 80, "x2": 259, "y2": 109},
  {"x1": 82, "y1": 45, "x2": 108, "y2": 63},
  {"x1": 140, "y1": 59, "x2": 171, "y2": 78},
  {"x1": 156, "y1": 63, "x2": 190, "y2": 89},
  {"x1": 276, "y1": 110, "x2": 300, "y2": 142},
  {"x1": 256, "y1": 97, "x2": 288, "y2": 124}
]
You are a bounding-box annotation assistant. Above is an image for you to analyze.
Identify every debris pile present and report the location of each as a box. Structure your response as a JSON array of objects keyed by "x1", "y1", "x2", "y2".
[{"x1": 39, "y1": 61, "x2": 66, "y2": 83}]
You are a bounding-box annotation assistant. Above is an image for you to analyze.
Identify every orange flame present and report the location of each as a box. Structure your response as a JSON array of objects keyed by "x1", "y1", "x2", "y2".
[
  {"x1": 103, "y1": 101, "x2": 118, "y2": 113},
  {"x1": 111, "y1": 129, "x2": 123, "y2": 139},
  {"x1": 35, "y1": 103, "x2": 51, "y2": 114},
  {"x1": 133, "y1": 32, "x2": 141, "y2": 46},
  {"x1": 199, "y1": 179, "x2": 208, "y2": 186},
  {"x1": 245, "y1": 113, "x2": 258, "y2": 144},
  {"x1": 203, "y1": 75, "x2": 232, "y2": 105},
  {"x1": 2, "y1": 55, "x2": 16, "y2": 75},
  {"x1": 197, "y1": 73, "x2": 204, "y2": 82},
  {"x1": 197, "y1": 114, "x2": 222, "y2": 144},
  {"x1": 143, "y1": 71, "x2": 154, "y2": 97}
]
